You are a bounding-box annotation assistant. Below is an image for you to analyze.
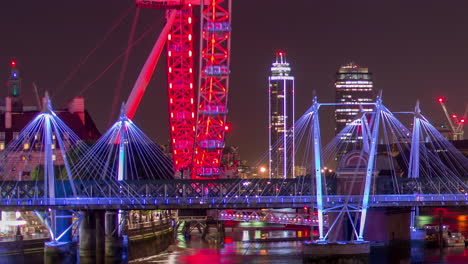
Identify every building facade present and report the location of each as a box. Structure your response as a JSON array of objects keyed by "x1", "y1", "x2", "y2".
[
  {"x1": 268, "y1": 52, "x2": 295, "y2": 179},
  {"x1": 0, "y1": 60, "x2": 101, "y2": 181},
  {"x1": 334, "y1": 63, "x2": 374, "y2": 142}
]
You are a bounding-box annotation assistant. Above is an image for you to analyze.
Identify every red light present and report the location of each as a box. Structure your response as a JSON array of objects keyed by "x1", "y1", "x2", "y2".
[
  {"x1": 461, "y1": 119, "x2": 466, "y2": 123},
  {"x1": 224, "y1": 125, "x2": 230, "y2": 131},
  {"x1": 10, "y1": 60, "x2": 16, "y2": 67},
  {"x1": 277, "y1": 51, "x2": 284, "y2": 56},
  {"x1": 437, "y1": 97, "x2": 444, "y2": 103},
  {"x1": 452, "y1": 114, "x2": 457, "y2": 118}
]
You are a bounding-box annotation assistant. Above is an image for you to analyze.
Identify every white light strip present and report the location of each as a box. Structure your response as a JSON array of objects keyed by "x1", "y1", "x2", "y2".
[{"x1": 270, "y1": 76, "x2": 294, "y2": 80}]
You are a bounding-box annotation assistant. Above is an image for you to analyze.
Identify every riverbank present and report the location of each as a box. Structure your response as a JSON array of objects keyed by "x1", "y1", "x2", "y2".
[{"x1": 0, "y1": 237, "x2": 49, "y2": 256}]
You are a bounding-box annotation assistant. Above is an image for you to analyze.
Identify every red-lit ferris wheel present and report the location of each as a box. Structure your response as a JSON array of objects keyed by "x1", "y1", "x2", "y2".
[{"x1": 125, "y1": 0, "x2": 231, "y2": 179}]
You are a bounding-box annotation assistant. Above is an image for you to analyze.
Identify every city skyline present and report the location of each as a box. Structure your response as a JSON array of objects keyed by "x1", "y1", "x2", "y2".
[{"x1": 0, "y1": 1, "x2": 467, "y2": 163}]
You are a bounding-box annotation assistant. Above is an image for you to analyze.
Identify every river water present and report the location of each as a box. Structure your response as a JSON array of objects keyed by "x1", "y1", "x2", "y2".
[
  {"x1": 2, "y1": 236, "x2": 468, "y2": 264},
  {"x1": 134, "y1": 208, "x2": 468, "y2": 264},
  {"x1": 131, "y1": 228, "x2": 468, "y2": 264},
  {"x1": 0, "y1": 208, "x2": 467, "y2": 263}
]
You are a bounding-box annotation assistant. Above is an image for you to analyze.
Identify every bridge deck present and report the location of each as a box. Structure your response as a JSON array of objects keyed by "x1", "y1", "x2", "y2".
[{"x1": 1, "y1": 194, "x2": 467, "y2": 210}]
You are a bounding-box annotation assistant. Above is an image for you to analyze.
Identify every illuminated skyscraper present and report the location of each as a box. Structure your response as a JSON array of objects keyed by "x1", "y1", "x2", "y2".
[
  {"x1": 268, "y1": 52, "x2": 295, "y2": 179},
  {"x1": 334, "y1": 62, "x2": 374, "y2": 141}
]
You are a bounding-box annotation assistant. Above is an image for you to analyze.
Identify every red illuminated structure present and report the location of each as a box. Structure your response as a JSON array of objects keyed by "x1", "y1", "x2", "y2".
[
  {"x1": 166, "y1": 5, "x2": 197, "y2": 171},
  {"x1": 130, "y1": 0, "x2": 231, "y2": 178},
  {"x1": 193, "y1": 0, "x2": 231, "y2": 177}
]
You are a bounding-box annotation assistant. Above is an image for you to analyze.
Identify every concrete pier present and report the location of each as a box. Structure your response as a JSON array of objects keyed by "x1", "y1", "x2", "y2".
[
  {"x1": 303, "y1": 241, "x2": 370, "y2": 264},
  {"x1": 105, "y1": 210, "x2": 123, "y2": 258},
  {"x1": 79, "y1": 211, "x2": 97, "y2": 259},
  {"x1": 95, "y1": 210, "x2": 105, "y2": 262},
  {"x1": 44, "y1": 241, "x2": 76, "y2": 264}
]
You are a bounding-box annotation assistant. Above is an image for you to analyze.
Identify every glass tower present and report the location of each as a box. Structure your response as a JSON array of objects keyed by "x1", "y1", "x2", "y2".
[
  {"x1": 334, "y1": 62, "x2": 374, "y2": 141},
  {"x1": 268, "y1": 52, "x2": 295, "y2": 179}
]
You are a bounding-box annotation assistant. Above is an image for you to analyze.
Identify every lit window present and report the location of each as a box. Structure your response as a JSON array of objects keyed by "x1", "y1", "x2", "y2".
[{"x1": 24, "y1": 143, "x2": 29, "y2": 150}]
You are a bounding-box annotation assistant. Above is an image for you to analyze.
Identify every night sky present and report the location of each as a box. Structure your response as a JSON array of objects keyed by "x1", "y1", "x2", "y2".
[{"x1": 0, "y1": 1, "x2": 467, "y2": 164}]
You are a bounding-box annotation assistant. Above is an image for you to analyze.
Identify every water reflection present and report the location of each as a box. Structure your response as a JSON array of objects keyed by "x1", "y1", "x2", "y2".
[
  {"x1": 1, "y1": 208, "x2": 468, "y2": 264},
  {"x1": 135, "y1": 221, "x2": 468, "y2": 264},
  {"x1": 419, "y1": 208, "x2": 468, "y2": 237},
  {"x1": 241, "y1": 230, "x2": 249, "y2": 241}
]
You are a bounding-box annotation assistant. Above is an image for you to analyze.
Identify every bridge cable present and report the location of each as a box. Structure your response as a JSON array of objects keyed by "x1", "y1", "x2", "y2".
[
  {"x1": 108, "y1": 8, "x2": 141, "y2": 126},
  {"x1": 52, "y1": 7, "x2": 133, "y2": 99}
]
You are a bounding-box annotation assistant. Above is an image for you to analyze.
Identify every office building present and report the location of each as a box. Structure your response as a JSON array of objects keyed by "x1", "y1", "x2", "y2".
[{"x1": 334, "y1": 63, "x2": 374, "y2": 142}]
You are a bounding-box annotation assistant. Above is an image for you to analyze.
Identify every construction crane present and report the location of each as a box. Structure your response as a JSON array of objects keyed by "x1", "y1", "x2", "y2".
[
  {"x1": 437, "y1": 97, "x2": 467, "y2": 140},
  {"x1": 127, "y1": 0, "x2": 232, "y2": 179}
]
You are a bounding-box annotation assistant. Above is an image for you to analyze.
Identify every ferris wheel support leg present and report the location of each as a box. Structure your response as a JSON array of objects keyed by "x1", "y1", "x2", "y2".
[{"x1": 125, "y1": 11, "x2": 177, "y2": 119}]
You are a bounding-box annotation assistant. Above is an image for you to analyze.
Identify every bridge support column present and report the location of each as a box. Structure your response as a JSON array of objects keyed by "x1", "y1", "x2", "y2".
[
  {"x1": 41, "y1": 210, "x2": 76, "y2": 263},
  {"x1": 303, "y1": 241, "x2": 370, "y2": 263},
  {"x1": 44, "y1": 241, "x2": 76, "y2": 264},
  {"x1": 79, "y1": 211, "x2": 96, "y2": 259},
  {"x1": 55, "y1": 210, "x2": 73, "y2": 243},
  {"x1": 95, "y1": 210, "x2": 105, "y2": 262},
  {"x1": 105, "y1": 210, "x2": 125, "y2": 259},
  {"x1": 216, "y1": 221, "x2": 225, "y2": 244},
  {"x1": 217, "y1": 221, "x2": 225, "y2": 236}
]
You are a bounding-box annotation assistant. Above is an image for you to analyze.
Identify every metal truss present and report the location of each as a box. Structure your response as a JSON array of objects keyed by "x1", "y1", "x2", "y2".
[
  {"x1": 35, "y1": 210, "x2": 82, "y2": 243},
  {"x1": 217, "y1": 209, "x2": 322, "y2": 227},
  {"x1": 1, "y1": 178, "x2": 467, "y2": 200},
  {"x1": 1, "y1": 189, "x2": 468, "y2": 211},
  {"x1": 166, "y1": 7, "x2": 196, "y2": 171},
  {"x1": 193, "y1": 0, "x2": 232, "y2": 178}
]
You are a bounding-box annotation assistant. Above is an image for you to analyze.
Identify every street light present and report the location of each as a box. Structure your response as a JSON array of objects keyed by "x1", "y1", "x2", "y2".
[{"x1": 258, "y1": 166, "x2": 267, "y2": 178}]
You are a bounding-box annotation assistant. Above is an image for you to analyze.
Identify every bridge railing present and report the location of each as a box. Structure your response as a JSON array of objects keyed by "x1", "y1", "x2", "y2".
[
  {"x1": 0, "y1": 177, "x2": 467, "y2": 203},
  {"x1": 0, "y1": 194, "x2": 467, "y2": 210}
]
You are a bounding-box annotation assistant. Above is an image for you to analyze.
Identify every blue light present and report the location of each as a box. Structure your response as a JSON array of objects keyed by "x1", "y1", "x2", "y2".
[{"x1": 13, "y1": 72, "x2": 17, "y2": 78}]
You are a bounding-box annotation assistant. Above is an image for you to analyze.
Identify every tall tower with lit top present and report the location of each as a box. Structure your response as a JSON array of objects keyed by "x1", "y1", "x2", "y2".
[
  {"x1": 268, "y1": 51, "x2": 295, "y2": 179},
  {"x1": 6, "y1": 59, "x2": 23, "y2": 111}
]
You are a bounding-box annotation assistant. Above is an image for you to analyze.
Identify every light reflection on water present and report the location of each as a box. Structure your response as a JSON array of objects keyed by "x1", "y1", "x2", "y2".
[
  {"x1": 136, "y1": 237, "x2": 305, "y2": 264},
  {"x1": 418, "y1": 208, "x2": 468, "y2": 237},
  {"x1": 136, "y1": 215, "x2": 468, "y2": 264}
]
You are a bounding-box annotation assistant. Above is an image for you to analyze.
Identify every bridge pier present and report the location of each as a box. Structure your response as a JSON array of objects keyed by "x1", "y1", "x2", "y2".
[
  {"x1": 79, "y1": 211, "x2": 97, "y2": 260},
  {"x1": 44, "y1": 241, "x2": 76, "y2": 264},
  {"x1": 95, "y1": 210, "x2": 105, "y2": 263},
  {"x1": 365, "y1": 208, "x2": 411, "y2": 243},
  {"x1": 44, "y1": 210, "x2": 76, "y2": 263},
  {"x1": 326, "y1": 208, "x2": 411, "y2": 243},
  {"x1": 303, "y1": 241, "x2": 370, "y2": 263},
  {"x1": 78, "y1": 210, "x2": 127, "y2": 262},
  {"x1": 105, "y1": 210, "x2": 125, "y2": 259}
]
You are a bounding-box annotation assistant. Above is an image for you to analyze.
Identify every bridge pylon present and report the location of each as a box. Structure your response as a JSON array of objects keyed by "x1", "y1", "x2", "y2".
[
  {"x1": 307, "y1": 95, "x2": 383, "y2": 242},
  {"x1": 408, "y1": 101, "x2": 422, "y2": 232}
]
